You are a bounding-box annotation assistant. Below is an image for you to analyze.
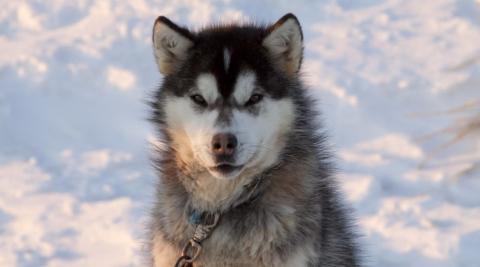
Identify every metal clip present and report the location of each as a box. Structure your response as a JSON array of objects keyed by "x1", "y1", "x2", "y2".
[
  {"x1": 181, "y1": 239, "x2": 202, "y2": 262},
  {"x1": 192, "y1": 213, "x2": 220, "y2": 243},
  {"x1": 174, "y1": 212, "x2": 220, "y2": 267}
]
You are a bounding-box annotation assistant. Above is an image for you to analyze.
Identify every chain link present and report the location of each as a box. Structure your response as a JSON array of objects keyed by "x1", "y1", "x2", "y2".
[
  {"x1": 181, "y1": 239, "x2": 202, "y2": 262},
  {"x1": 173, "y1": 213, "x2": 220, "y2": 267},
  {"x1": 174, "y1": 255, "x2": 193, "y2": 267}
]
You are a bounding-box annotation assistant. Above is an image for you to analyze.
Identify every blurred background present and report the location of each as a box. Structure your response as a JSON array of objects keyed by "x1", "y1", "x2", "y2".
[{"x1": 1, "y1": 0, "x2": 479, "y2": 266}]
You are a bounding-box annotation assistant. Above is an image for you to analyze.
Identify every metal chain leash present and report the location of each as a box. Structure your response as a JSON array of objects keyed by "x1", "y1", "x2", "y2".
[
  {"x1": 174, "y1": 212, "x2": 220, "y2": 267},
  {"x1": 174, "y1": 176, "x2": 263, "y2": 267}
]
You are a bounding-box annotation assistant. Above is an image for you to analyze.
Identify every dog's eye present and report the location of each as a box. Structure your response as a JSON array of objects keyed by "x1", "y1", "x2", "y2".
[
  {"x1": 190, "y1": 94, "x2": 208, "y2": 107},
  {"x1": 245, "y1": 94, "x2": 264, "y2": 107}
]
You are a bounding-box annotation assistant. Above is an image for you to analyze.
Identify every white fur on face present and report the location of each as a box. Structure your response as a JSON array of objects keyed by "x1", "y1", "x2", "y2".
[
  {"x1": 230, "y1": 98, "x2": 294, "y2": 171},
  {"x1": 196, "y1": 73, "x2": 219, "y2": 104},
  {"x1": 164, "y1": 73, "x2": 220, "y2": 168},
  {"x1": 230, "y1": 71, "x2": 295, "y2": 173},
  {"x1": 233, "y1": 71, "x2": 256, "y2": 104},
  {"x1": 164, "y1": 96, "x2": 219, "y2": 168},
  {"x1": 164, "y1": 71, "x2": 295, "y2": 180}
]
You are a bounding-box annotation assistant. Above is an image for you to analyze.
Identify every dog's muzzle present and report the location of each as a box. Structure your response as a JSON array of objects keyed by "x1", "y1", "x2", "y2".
[{"x1": 210, "y1": 132, "x2": 241, "y2": 174}]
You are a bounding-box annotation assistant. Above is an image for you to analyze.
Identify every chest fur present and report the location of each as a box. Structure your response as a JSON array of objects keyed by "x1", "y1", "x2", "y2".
[{"x1": 151, "y1": 200, "x2": 316, "y2": 267}]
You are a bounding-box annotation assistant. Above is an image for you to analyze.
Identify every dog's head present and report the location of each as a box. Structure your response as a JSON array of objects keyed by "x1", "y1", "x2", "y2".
[{"x1": 152, "y1": 14, "x2": 303, "y2": 179}]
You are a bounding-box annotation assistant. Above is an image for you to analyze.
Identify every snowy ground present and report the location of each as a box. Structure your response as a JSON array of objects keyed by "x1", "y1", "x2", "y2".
[{"x1": 1, "y1": 0, "x2": 480, "y2": 266}]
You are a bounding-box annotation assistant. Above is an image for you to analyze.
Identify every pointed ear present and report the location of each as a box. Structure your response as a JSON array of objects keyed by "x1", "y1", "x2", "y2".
[
  {"x1": 263, "y1": 14, "x2": 304, "y2": 75},
  {"x1": 152, "y1": 16, "x2": 194, "y2": 75}
]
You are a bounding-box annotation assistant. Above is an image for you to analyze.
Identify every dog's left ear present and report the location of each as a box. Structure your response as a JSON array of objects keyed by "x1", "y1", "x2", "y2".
[
  {"x1": 152, "y1": 16, "x2": 194, "y2": 75},
  {"x1": 263, "y1": 13, "x2": 304, "y2": 75}
]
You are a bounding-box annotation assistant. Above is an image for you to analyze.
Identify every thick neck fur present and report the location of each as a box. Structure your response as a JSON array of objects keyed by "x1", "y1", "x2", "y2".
[
  {"x1": 179, "y1": 167, "x2": 262, "y2": 212},
  {"x1": 157, "y1": 144, "x2": 317, "y2": 214}
]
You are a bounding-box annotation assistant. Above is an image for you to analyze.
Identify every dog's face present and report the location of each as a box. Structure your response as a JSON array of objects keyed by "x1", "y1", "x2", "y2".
[{"x1": 152, "y1": 14, "x2": 303, "y2": 179}]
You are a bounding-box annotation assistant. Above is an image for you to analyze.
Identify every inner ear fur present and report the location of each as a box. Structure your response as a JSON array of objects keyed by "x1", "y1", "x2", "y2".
[
  {"x1": 152, "y1": 16, "x2": 194, "y2": 75},
  {"x1": 263, "y1": 13, "x2": 304, "y2": 75}
]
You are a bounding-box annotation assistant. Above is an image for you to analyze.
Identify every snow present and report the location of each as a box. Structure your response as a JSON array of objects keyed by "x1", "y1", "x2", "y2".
[
  {"x1": 106, "y1": 67, "x2": 137, "y2": 91},
  {"x1": 1, "y1": 0, "x2": 479, "y2": 266}
]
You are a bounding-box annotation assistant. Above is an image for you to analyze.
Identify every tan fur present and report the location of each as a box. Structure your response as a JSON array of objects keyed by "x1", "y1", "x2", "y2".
[{"x1": 152, "y1": 233, "x2": 178, "y2": 267}]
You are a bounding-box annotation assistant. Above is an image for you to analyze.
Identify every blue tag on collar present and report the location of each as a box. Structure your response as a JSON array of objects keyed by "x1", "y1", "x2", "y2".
[{"x1": 188, "y1": 210, "x2": 203, "y2": 225}]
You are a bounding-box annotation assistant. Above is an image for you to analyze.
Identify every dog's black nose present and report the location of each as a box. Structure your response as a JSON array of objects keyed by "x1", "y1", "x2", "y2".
[{"x1": 211, "y1": 133, "x2": 237, "y2": 156}]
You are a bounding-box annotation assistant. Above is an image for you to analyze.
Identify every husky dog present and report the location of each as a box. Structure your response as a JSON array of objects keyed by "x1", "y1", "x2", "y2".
[{"x1": 148, "y1": 13, "x2": 360, "y2": 267}]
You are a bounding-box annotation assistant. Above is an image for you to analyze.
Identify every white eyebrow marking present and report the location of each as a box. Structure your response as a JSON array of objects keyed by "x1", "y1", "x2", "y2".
[
  {"x1": 196, "y1": 73, "x2": 219, "y2": 103},
  {"x1": 223, "y1": 48, "x2": 231, "y2": 72},
  {"x1": 233, "y1": 71, "x2": 256, "y2": 104}
]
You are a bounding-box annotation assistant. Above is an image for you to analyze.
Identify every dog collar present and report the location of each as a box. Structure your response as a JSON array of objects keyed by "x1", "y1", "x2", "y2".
[{"x1": 188, "y1": 209, "x2": 205, "y2": 225}]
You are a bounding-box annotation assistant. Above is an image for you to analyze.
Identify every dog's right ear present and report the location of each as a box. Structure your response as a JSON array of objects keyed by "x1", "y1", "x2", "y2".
[{"x1": 152, "y1": 16, "x2": 194, "y2": 75}]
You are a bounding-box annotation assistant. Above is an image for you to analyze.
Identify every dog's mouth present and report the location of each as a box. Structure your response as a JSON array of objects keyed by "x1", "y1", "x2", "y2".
[{"x1": 209, "y1": 163, "x2": 243, "y2": 175}]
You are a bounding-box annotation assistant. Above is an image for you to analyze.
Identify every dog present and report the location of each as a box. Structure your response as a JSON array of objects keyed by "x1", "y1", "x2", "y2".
[{"x1": 147, "y1": 13, "x2": 361, "y2": 267}]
